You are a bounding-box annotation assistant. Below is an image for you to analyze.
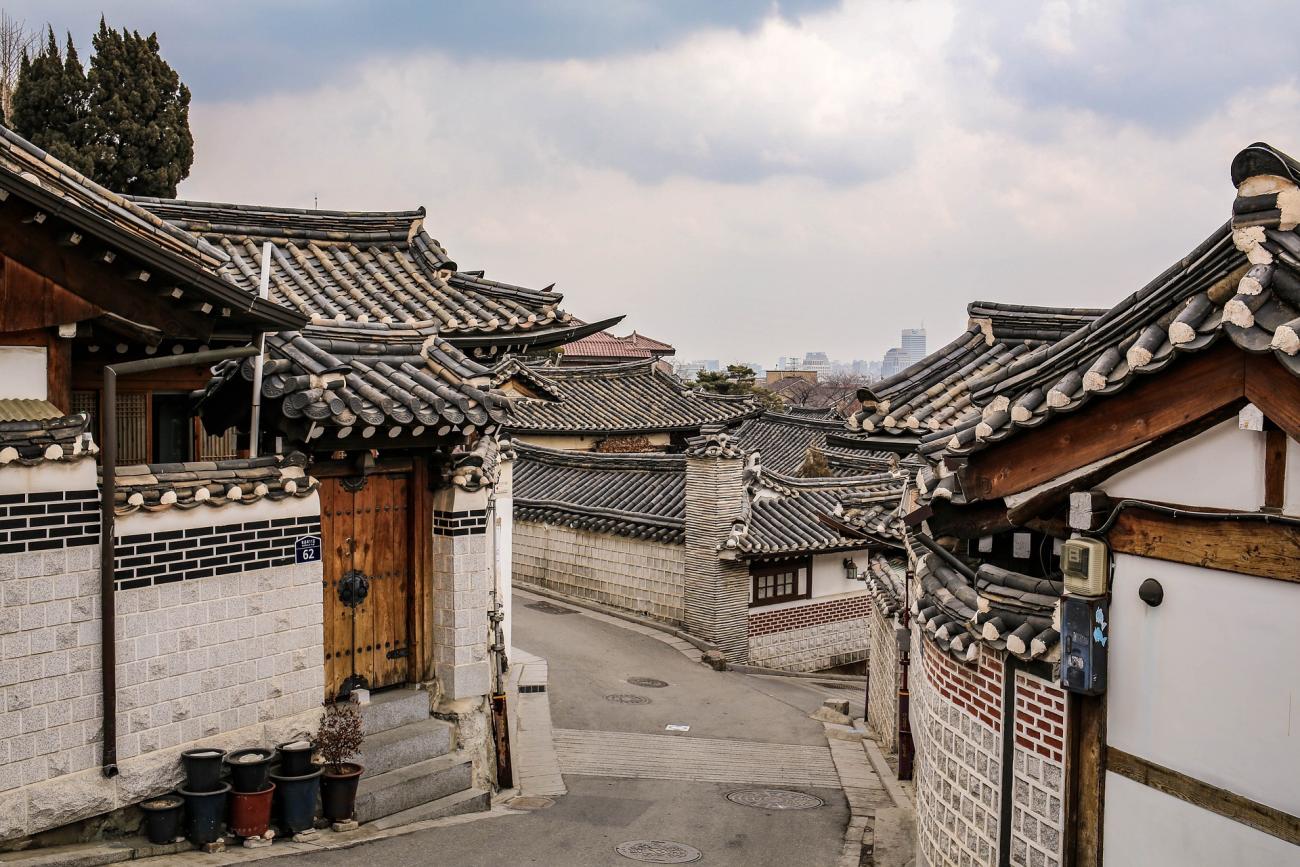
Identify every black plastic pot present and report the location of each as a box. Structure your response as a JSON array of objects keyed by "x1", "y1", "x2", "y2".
[
  {"x1": 269, "y1": 765, "x2": 322, "y2": 835},
  {"x1": 321, "y1": 763, "x2": 364, "y2": 822},
  {"x1": 178, "y1": 782, "x2": 230, "y2": 845},
  {"x1": 139, "y1": 793, "x2": 183, "y2": 845},
  {"x1": 276, "y1": 740, "x2": 315, "y2": 778},
  {"x1": 226, "y1": 748, "x2": 273, "y2": 793},
  {"x1": 180, "y1": 748, "x2": 226, "y2": 793}
]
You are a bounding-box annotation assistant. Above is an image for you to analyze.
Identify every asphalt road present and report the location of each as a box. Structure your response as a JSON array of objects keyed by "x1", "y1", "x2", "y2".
[{"x1": 302, "y1": 599, "x2": 860, "y2": 866}]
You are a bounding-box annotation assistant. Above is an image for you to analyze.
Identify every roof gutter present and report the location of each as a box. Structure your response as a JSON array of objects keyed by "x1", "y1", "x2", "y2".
[{"x1": 100, "y1": 345, "x2": 260, "y2": 777}]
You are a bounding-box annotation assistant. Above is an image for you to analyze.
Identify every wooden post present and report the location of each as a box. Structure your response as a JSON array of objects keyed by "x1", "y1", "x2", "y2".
[
  {"x1": 1264, "y1": 422, "x2": 1286, "y2": 511},
  {"x1": 1067, "y1": 691, "x2": 1107, "y2": 867}
]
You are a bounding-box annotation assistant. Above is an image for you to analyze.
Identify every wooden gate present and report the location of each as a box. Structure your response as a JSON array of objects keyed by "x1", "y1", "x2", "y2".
[{"x1": 321, "y1": 472, "x2": 412, "y2": 699}]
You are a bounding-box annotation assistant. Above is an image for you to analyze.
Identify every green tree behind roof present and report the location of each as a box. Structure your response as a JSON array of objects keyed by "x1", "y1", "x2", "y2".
[
  {"x1": 10, "y1": 27, "x2": 91, "y2": 174},
  {"x1": 84, "y1": 18, "x2": 193, "y2": 196}
]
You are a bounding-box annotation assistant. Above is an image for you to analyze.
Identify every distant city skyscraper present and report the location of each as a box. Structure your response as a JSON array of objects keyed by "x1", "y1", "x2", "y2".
[{"x1": 901, "y1": 327, "x2": 927, "y2": 365}]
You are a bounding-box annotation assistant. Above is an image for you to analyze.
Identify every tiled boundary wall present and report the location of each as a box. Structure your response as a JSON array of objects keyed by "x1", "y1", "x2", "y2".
[
  {"x1": 0, "y1": 459, "x2": 323, "y2": 843},
  {"x1": 746, "y1": 590, "x2": 870, "y2": 672},
  {"x1": 911, "y1": 631, "x2": 1069, "y2": 867},
  {"x1": 865, "y1": 602, "x2": 899, "y2": 752},
  {"x1": 513, "y1": 521, "x2": 685, "y2": 624}
]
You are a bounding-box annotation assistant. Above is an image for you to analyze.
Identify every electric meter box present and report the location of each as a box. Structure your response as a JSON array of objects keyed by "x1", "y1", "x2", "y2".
[
  {"x1": 1061, "y1": 595, "x2": 1108, "y2": 695},
  {"x1": 1061, "y1": 537, "x2": 1109, "y2": 596}
]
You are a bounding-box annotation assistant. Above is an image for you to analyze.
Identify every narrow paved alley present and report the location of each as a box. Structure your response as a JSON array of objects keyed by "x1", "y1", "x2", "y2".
[{"x1": 299, "y1": 591, "x2": 887, "y2": 866}]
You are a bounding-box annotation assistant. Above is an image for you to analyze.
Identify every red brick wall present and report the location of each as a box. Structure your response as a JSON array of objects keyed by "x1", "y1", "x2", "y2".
[
  {"x1": 921, "y1": 636, "x2": 1003, "y2": 731},
  {"x1": 1014, "y1": 671, "x2": 1066, "y2": 763},
  {"x1": 747, "y1": 593, "x2": 870, "y2": 637}
]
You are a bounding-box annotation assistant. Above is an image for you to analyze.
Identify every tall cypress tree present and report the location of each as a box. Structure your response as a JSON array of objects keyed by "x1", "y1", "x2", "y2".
[
  {"x1": 85, "y1": 18, "x2": 193, "y2": 197},
  {"x1": 9, "y1": 27, "x2": 91, "y2": 174}
]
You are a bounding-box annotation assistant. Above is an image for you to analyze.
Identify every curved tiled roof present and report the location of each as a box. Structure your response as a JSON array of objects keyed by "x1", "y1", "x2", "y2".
[
  {"x1": 110, "y1": 453, "x2": 319, "y2": 515},
  {"x1": 722, "y1": 466, "x2": 907, "y2": 557},
  {"x1": 0, "y1": 129, "x2": 301, "y2": 330},
  {"x1": 913, "y1": 552, "x2": 1061, "y2": 663},
  {"x1": 512, "y1": 443, "x2": 685, "y2": 542},
  {"x1": 501, "y1": 359, "x2": 760, "y2": 435},
  {"x1": 849, "y1": 301, "x2": 1105, "y2": 438},
  {"x1": 915, "y1": 143, "x2": 1300, "y2": 470},
  {"x1": 0, "y1": 410, "x2": 98, "y2": 467},
  {"x1": 200, "y1": 322, "x2": 512, "y2": 441},
  {"x1": 129, "y1": 198, "x2": 569, "y2": 338},
  {"x1": 730, "y1": 412, "x2": 894, "y2": 476},
  {"x1": 562, "y1": 329, "x2": 674, "y2": 361}
]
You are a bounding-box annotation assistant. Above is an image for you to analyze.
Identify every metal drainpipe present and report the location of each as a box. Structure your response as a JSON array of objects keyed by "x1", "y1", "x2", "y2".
[{"x1": 100, "y1": 345, "x2": 260, "y2": 777}]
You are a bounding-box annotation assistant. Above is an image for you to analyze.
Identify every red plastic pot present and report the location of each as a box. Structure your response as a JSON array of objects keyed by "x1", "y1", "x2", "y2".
[{"x1": 228, "y1": 782, "x2": 275, "y2": 838}]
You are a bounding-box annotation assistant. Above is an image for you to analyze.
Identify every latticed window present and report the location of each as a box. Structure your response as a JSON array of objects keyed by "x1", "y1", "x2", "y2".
[
  {"x1": 750, "y1": 558, "x2": 812, "y2": 607},
  {"x1": 69, "y1": 388, "x2": 239, "y2": 463}
]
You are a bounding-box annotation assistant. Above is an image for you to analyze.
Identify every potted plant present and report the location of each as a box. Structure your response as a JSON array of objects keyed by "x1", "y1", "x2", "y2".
[
  {"x1": 139, "y1": 793, "x2": 184, "y2": 845},
  {"x1": 314, "y1": 702, "x2": 365, "y2": 822},
  {"x1": 226, "y1": 747, "x2": 273, "y2": 793}
]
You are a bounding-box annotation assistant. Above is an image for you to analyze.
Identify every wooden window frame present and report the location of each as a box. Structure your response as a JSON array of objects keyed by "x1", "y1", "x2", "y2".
[{"x1": 749, "y1": 557, "x2": 813, "y2": 608}]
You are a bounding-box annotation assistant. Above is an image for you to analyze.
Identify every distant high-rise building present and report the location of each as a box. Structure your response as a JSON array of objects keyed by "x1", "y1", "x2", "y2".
[
  {"x1": 802, "y1": 351, "x2": 831, "y2": 381},
  {"x1": 901, "y1": 328, "x2": 927, "y2": 365},
  {"x1": 881, "y1": 347, "x2": 908, "y2": 379}
]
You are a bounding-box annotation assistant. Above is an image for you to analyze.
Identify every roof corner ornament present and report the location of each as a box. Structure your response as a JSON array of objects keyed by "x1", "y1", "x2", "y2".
[{"x1": 684, "y1": 431, "x2": 744, "y2": 459}]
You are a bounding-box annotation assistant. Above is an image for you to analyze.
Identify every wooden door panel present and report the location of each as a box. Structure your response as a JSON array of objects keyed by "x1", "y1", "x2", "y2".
[{"x1": 320, "y1": 473, "x2": 413, "y2": 699}]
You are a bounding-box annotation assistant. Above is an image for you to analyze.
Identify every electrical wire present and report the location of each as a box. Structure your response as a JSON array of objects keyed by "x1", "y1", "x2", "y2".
[{"x1": 1090, "y1": 498, "x2": 1300, "y2": 535}]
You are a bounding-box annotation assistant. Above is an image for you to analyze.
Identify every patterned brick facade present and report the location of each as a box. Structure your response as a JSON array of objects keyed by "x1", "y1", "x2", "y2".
[
  {"x1": 866, "y1": 602, "x2": 900, "y2": 753},
  {"x1": 114, "y1": 516, "x2": 319, "y2": 589},
  {"x1": 913, "y1": 635, "x2": 1004, "y2": 867},
  {"x1": 0, "y1": 489, "x2": 98, "y2": 554},
  {"x1": 1010, "y1": 672, "x2": 1067, "y2": 867},
  {"x1": 747, "y1": 593, "x2": 869, "y2": 636}
]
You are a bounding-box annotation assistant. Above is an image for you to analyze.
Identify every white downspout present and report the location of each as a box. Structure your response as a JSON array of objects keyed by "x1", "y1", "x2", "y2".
[{"x1": 248, "y1": 241, "x2": 273, "y2": 458}]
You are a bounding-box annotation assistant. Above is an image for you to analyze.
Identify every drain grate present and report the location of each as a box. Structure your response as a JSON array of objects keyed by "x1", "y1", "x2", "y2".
[
  {"x1": 505, "y1": 795, "x2": 555, "y2": 811},
  {"x1": 726, "y1": 788, "x2": 825, "y2": 810},
  {"x1": 615, "y1": 841, "x2": 703, "y2": 863},
  {"x1": 605, "y1": 693, "x2": 651, "y2": 704},
  {"x1": 627, "y1": 677, "x2": 669, "y2": 688},
  {"x1": 525, "y1": 601, "x2": 578, "y2": 615}
]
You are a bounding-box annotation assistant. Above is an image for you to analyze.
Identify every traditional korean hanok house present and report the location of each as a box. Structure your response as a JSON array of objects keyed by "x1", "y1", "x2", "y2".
[
  {"x1": 728, "y1": 409, "x2": 904, "y2": 477},
  {"x1": 557, "y1": 325, "x2": 675, "y2": 368},
  {"x1": 496, "y1": 357, "x2": 761, "y2": 452},
  {"x1": 122, "y1": 197, "x2": 613, "y2": 822},
  {"x1": 897, "y1": 144, "x2": 1300, "y2": 867},
  {"x1": 512, "y1": 432, "x2": 906, "y2": 672},
  {"x1": 0, "y1": 128, "x2": 330, "y2": 845}
]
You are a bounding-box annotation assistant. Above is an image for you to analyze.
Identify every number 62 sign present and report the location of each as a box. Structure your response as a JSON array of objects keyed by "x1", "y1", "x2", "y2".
[{"x1": 296, "y1": 535, "x2": 322, "y2": 564}]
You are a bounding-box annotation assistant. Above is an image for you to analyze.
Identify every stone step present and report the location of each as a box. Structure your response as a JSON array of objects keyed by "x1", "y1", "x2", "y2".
[
  {"x1": 360, "y1": 688, "x2": 429, "y2": 736},
  {"x1": 368, "y1": 786, "x2": 491, "y2": 831},
  {"x1": 354, "y1": 752, "x2": 475, "y2": 824},
  {"x1": 356, "y1": 718, "x2": 454, "y2": 777}
]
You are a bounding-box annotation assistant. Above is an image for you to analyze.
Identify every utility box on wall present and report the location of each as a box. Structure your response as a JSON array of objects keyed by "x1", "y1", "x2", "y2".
[{"x1": 1061, "y1": 595, "x2": 1108, "y2": 695}]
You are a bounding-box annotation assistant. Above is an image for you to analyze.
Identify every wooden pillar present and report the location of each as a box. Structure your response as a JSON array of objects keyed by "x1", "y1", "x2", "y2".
[{"x1": 1067, "y1": 691, "x2": 1107, "y2": 866}]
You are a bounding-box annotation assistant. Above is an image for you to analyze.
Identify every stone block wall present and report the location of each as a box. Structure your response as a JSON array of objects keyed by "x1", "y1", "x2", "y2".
[
  {"x1": 866, "y1": 603, "x2": 900, "y2": 753},
  {"x1": 683, "y1": 441, "x2": 750, "y2": 660},
  {"x1": 913, "y1": 635, "x2": 1004, "y2": 867},
  {"x1": 0, "y1": 459, "x2": 325, "y2": 843},
  {"x1": 513, "y1": 521, "x2": 685, "y2": 623},
  {"x1": 1010, "y1": 672, "x2": 1067, "y2": 867},
  {"x1": 431, "y1": 486, "x2": 492, "y2": 702},
  {"x1": 745, "y1": 592, "x2": 870, "y2": 672}
]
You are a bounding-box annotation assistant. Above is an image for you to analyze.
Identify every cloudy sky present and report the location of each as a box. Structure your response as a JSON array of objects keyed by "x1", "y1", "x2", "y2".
[{"x1": 19, "y1": 1, "x2": 1300, "y2": 366}]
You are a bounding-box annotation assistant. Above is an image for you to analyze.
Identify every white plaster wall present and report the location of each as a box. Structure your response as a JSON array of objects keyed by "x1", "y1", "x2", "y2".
[
  {"x1": 1102, "y1": 418, "x2": 1264, "y2": 511},
  {"x1": 0, "y1": 459, "x2": 96, "y2": 496},
  {"x1": 747, "y1": 550, "x2": 871, "y2": 612},
  {"x1": 1284, "y1": 435, "x2": 1300, "y2": 517},
  {"x1": 115, "y1": 490, "x2": 321, "y2": 535},
  {"x1": 0, "y1": 346, "x2": 47, "y2": 400},
  {"x1": 492, "y1": 483, "x2": 514, "y2": 655},
  {"x1": 1108, "y1": 553, "x2": 1300, "y2": 816},
  {"x1": 1103, "y1": 773, "x2": 1300, "y2": 866}
]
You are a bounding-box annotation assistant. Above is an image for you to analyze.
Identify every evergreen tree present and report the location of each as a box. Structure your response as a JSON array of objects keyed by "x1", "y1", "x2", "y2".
[
  {"x1": 85, "y1": 18, "x2": 192, "y2": 196},
  {"x1": 9, "y1": 27, "x2": 91, "y2": 174}
]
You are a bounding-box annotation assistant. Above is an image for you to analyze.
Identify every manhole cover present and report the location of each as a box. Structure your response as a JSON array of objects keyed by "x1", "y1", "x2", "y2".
[
  {"x1": 615, "y1": 840, "x2": 703, "y2": 863},
  {"x1": 628, "y1": 677, "x2": 669, "y2": 688},
  {"x1": 525, "y1": 601, "x2": 577, "y2": 615},
  {"x1": 726, "y1": 789, "x2": 826, "y2": 810},
  {"x1": 505, "y1": 795, "x2": 555, "y2": 811},
  {"x1": 605, "y1": 693, "x2": 651, "y2": 704}
]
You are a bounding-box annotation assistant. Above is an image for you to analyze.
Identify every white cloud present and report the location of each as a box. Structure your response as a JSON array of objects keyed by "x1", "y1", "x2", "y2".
[{"x1": 182, "y1": 0, "x2": 1300, "y2": 365}]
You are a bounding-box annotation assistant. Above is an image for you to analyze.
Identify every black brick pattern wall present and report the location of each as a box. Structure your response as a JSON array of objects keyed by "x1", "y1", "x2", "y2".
[
  {"x1": 432, "y1": 508, "x2": 487, "y2": 537},
  {"x1": 115, "y1": 515, "x2": 322, "y2": 590},
  {"x1": 0, "y1": 489, "x2": 99, "y2": 554}
]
